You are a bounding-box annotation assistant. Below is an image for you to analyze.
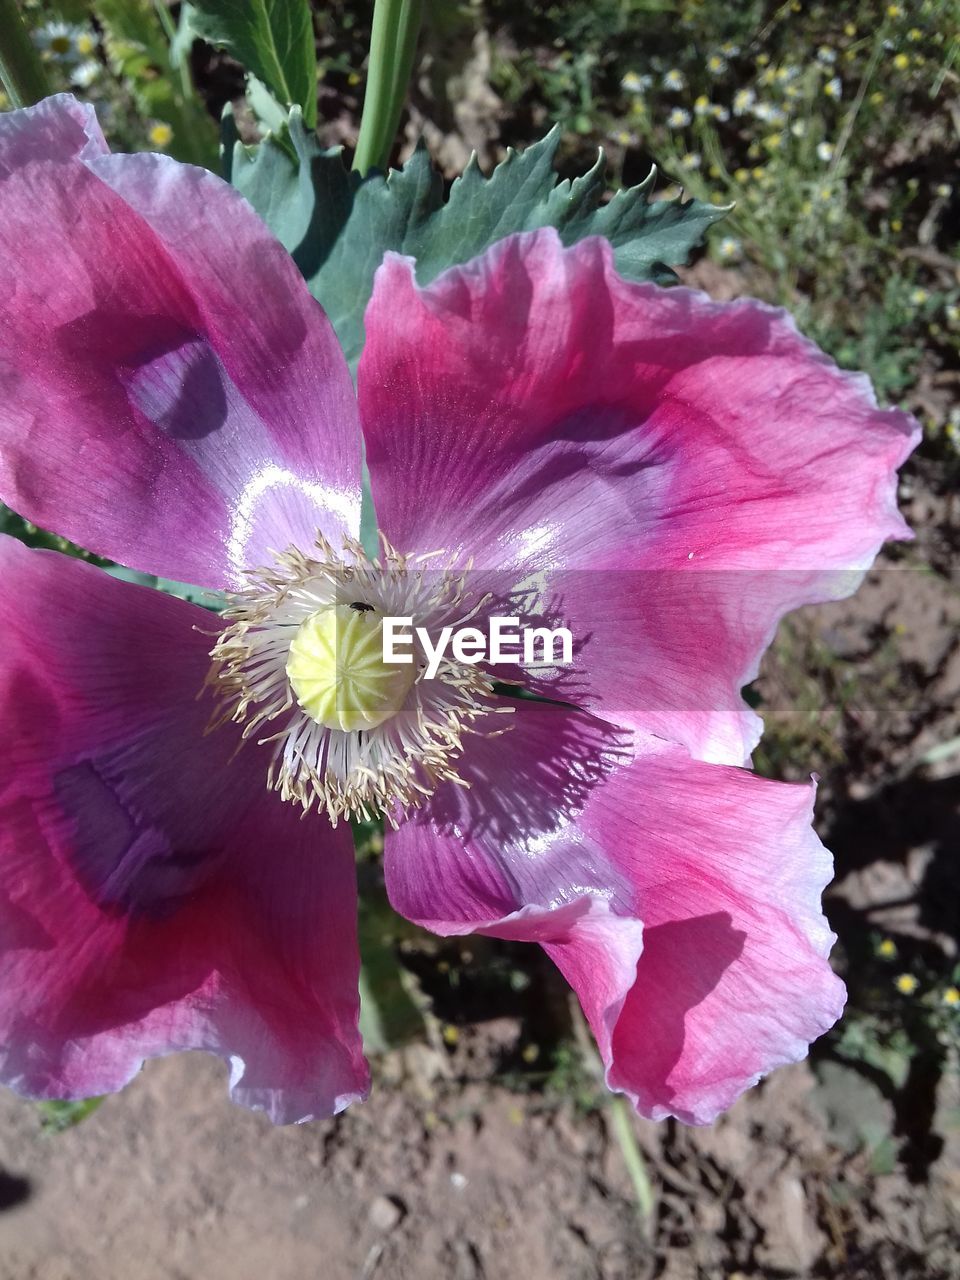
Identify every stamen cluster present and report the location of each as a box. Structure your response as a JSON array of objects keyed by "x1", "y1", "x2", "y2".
[{"x1": 208, "y1": 536, "x2": 511, "y2": 824}]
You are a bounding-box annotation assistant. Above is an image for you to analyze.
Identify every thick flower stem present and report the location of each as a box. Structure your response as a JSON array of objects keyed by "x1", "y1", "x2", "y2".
[
  {"x1": 352, "y1": 0, "x2": 423, "y2": 176},
  {"x1": 0, "y1": 0, "x2": 49, "y2": 108}
]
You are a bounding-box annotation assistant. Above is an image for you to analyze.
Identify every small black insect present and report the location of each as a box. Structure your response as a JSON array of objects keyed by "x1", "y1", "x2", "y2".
[{"x1": 349, "y1": 601, "x2": 374, "y2": 613}]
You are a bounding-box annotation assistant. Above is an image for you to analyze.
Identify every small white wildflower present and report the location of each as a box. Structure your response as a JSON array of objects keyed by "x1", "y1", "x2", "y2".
[
  {"x1": 711, "y1": 104, "x2": 730, "y2": 122},
  {"x1": 753, "y1": 102, "x2": 786, "y2": 125},
  {"x1": 824, "y1": 77, "x2": 842, "y2": 100},
  {"x1": 33, "y1": 21, "x2": 82, "y2": 62},
  {"x1": 70, "y1": 59, "x2": 101, "y2": 88},
  {"x1": 910, "y1": 287, "x2": 929, "y2": 306},
  {"x1": 663, "y1": 69, "x2": 686, "y2": 91},
  {"x1": 621, "y1": 71, "x2": 652, "y2": 94},
  {"x1": 682, "y1": 151, "x2": 702, "y2": 170},
  {"x1": 694, "y1": 94, "x2": 712, "y2": 117},
  {"x1": 791, "y1": 119, "x2": 807, "y2": 137},
  {"x1": 817, "y1": 46, "x2": 838, "y2": 64},
  {"x1": 934, "y1": 182, "x2": 951, "y2": 198},
  {"x1": 720, "y1": 42, "x2": 740, "y2": 57},
  {"x1": 667, "y1": 106, "x2": 692, "y2": 128},
  {"x1": 817, "y1": 141, "x2": 835, "y2": 162},
  {"x1": 945, "y1": 303, "x2": 959, "y2": 325},
  {"x1": 732, "y1": 87, "x2": 755, "y2": 115},
  {"x1": 707, "y1": 54, "x2": 728, "y2": 75},
  {"x1": 717, "y1": 236, "x2": 743, "y2": 263}
]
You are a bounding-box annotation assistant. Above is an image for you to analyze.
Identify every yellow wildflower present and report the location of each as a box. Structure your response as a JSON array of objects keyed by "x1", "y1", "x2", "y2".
[{"x1": 148, "y1": 122, "x2": 173, "y2": 149}]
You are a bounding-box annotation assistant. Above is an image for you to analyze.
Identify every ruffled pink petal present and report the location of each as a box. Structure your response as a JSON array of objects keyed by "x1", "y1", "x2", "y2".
[
  {"x1": 0, "y1": 537, "x2": 368, "y2": 1121},
  {"x1": 385, "y1": 699, "x2": 844, "y2": 1124},
  {"x1": 359, "y1": 230, "x2": 918, "y2": 762},
  {"x1": 0, "y1": 92, "x2": 107, "y2": 169},
  {"x1": 0, "y1": 96, "x2": 360, "y2": 589}
]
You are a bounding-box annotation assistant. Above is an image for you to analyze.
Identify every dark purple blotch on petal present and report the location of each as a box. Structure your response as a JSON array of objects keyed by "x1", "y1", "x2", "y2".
[{"x1": 54, "y1": 760, "x2": 225, "y2": 919}]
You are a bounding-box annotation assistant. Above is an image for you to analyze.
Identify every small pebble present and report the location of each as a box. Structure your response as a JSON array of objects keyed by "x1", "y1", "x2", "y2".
[{"x1": 368, "y1": 1194, "x2": 405, "y2": 1232}]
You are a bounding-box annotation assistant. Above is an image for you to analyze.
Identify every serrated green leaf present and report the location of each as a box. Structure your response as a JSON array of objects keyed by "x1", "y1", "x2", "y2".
[
  {"x1": 227, "y1": 114, "x2": 730, "y2": 371},
  {"x1": 190, "y1": 0, "x2": 317, "y2": 129}
]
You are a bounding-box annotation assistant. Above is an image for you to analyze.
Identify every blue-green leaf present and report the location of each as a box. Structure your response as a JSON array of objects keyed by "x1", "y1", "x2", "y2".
[{"x1": 225, "y1": 113, "x2": 730, "y2": 371}]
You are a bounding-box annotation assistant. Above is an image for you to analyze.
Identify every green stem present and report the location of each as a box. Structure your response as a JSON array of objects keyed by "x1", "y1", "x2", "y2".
[
  {"x1": 151, "y1": 0, "x2": 192, "y2": 102},
  {"x1": 568, "y1": 993, "x2": 655, "y2": 1231},
  {"x1": 0, "y1": 0, "x2": 50, "y2": 108},
  {"x1": 353, "y1": 0, "x2": 423, "y2": 176},
  {"x1": 608, "y1": 1095, "x2": 655, "y2": 1226}
]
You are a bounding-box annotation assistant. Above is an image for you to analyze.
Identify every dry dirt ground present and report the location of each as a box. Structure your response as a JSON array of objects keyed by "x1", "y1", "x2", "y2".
[{"x1": 0, "y1": 1042, "x2": 956, "y2": 1280}]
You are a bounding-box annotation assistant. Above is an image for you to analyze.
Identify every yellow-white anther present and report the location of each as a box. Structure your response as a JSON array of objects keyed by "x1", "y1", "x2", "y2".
[{"x1": 286, "y1": 605, "x2": 416, "y2": 733}]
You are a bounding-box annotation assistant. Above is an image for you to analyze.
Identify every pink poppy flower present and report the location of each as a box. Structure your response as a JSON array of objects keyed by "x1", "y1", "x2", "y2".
[{"x1": 0, "y1": 97, "x2": 918, "y2": 1124}]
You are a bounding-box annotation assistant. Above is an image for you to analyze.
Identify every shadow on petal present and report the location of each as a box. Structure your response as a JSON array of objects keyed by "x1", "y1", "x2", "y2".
[
  {"x1": 424, "y1": 701, "x2": 632, "y2": 849},
  {"x1": 611, "y1": 911, "x2": 746, "y2": 1121}
]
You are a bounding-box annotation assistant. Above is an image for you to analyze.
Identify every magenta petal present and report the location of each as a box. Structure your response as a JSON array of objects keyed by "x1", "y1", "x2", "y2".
[
  {"x1": 359, "y1": 230, "x2": 918, "y2": 762},
  {"x1": 385, "y1": 700, "x2": 844, "y2": 1124},
  {"x1": 0, "y1": 537, "x2": 368, "y2": 1121},
  {"x1": 0, "y1": 96, "x2": 360, "y2": 589}
]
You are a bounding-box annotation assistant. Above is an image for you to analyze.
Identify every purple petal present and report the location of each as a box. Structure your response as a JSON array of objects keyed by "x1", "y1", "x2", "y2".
[
  {"x1": 384, "y1": 700, "x2": 844, "y2": 1124},
  {"x1": 359, "y1": 230, "x2": 918, "y2": 762},
  {"x1": 0, "y1": 537, "x2": 368, "y2": 1121},
  {"x1": 0, "y1": 96, "x2": 360, "y2": 589}
]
